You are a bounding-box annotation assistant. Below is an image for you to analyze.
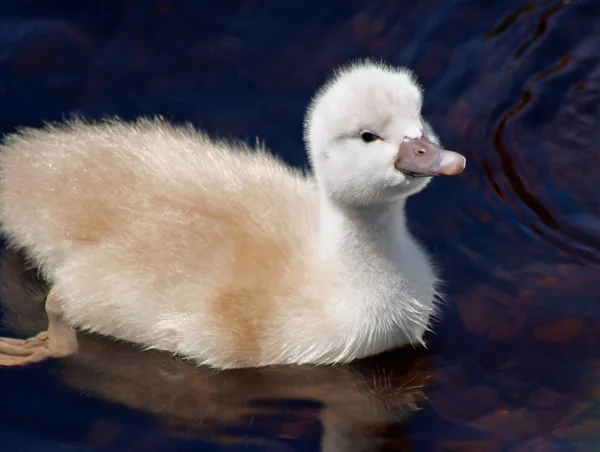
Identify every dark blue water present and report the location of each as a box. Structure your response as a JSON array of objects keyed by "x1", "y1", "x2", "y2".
[{"x1": 1, "y1": 0, "x2": 599, "y2": 450}]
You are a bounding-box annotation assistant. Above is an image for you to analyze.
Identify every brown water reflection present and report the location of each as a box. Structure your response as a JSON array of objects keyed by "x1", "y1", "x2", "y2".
[{"x1": 1, "y1": 246, "x2": 599, "y2": 450}]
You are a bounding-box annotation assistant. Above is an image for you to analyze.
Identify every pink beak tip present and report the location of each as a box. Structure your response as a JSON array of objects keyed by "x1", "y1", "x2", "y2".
[{"x1": 437, "y1": 153, "x2": 467, "y2": 176}]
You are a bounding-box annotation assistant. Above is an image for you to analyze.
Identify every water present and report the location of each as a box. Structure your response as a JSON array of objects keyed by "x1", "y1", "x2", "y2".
[{"x1": 0, "y1": 0, "x2": 599, "y2": 450}]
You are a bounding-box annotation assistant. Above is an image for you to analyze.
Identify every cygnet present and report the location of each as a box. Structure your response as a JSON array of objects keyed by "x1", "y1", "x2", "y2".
[{"x1": 0, "y1": 60, "x2": 465, "y2": 369}]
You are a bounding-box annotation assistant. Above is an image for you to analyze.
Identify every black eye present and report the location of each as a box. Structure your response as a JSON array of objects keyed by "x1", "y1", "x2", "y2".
[{"x1": 360, "y1": 131, "x2": 380, "y2": 143}]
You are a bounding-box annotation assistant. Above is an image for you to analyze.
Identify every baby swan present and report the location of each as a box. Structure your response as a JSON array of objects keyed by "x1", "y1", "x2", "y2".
[{"x1": 0, "y1": 60, "x2": 465, "y2": 369}]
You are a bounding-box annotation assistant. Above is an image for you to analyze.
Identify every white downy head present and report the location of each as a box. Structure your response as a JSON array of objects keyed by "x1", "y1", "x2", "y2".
[{"x1": 304, "y1": 60, "x2": 466, "y2": 207}]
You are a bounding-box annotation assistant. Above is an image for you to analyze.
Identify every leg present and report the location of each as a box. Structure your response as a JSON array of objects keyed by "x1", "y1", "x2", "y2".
[{"x1": 0, "y1": 289, "x2": 78, "y2": 366}]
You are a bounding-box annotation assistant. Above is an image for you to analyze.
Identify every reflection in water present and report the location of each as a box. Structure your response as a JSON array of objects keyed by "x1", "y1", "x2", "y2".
[{"x1": 0, "y1": 248, "x2": 432, "y2": 451}]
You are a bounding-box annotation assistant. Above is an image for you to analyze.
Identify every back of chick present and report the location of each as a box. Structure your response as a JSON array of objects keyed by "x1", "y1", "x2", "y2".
[{"x1": 0, "y1": 118, "x2": 326, "y2": 368}]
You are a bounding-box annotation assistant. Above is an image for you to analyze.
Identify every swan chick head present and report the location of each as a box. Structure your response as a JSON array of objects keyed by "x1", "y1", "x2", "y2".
[{"x1": 304, "y1": 60, "x2": 466, "y2": 206}]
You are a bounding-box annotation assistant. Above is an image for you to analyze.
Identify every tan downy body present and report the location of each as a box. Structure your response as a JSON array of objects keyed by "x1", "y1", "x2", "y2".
[{"x1": 0, "y1": 60, "x2": 465, "y2": 369}]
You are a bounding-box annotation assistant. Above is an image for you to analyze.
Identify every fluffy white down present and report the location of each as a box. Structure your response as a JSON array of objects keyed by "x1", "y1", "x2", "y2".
[{"x1": 0, "y1": 59, "x2": 444, "y2": 369}]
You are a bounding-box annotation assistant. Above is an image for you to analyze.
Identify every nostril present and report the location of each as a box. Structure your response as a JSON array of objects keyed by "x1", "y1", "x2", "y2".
[{"x1": 415, "y1": 148, "x2": 425, "y2": 156}]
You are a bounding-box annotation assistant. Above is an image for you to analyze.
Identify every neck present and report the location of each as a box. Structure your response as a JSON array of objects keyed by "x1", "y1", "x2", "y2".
[
  {"x1": 317, "y1": 195, "x2": 408, "y2": 265},
  {"x1": 316, "y1": 192, "x2": 437, "y2": 347}
]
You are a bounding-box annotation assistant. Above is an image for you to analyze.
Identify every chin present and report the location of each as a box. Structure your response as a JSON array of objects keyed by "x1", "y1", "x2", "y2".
[
  {"x1": 401, "y1": 176, "x2": 432, "y2": 196},
  {"x1": 379, "y1": 175, "x2": 433, "y2": 201},
  {"x1": 325, "y1": 173, "x2": 433, "y2": 207}
]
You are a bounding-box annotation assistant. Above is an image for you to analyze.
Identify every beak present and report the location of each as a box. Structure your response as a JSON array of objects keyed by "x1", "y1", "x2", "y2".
[{"x1": 394, "y1": 137, "x2": 466, "y2": 177}]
